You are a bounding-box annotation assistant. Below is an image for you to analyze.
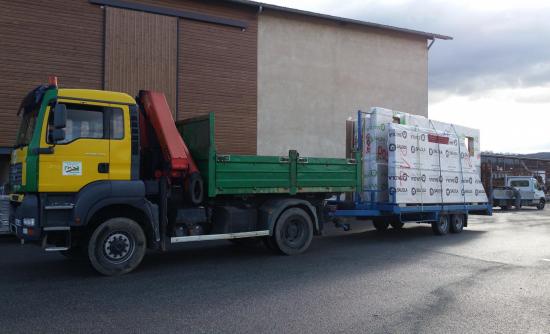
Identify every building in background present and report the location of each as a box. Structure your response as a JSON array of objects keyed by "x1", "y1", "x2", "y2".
[{"x1": 0, "y1": 0, "x2": 450, "y2": 181}]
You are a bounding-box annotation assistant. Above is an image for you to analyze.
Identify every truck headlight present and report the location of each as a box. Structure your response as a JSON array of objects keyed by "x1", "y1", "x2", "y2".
[{"x1": 23, "y1": 218, "x2": 35, "y2": 227}]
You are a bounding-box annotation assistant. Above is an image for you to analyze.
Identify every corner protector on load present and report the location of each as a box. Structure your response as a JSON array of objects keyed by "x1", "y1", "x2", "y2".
[{"x1": 259, "y1": 198, "x2": 321, "y2": 235}]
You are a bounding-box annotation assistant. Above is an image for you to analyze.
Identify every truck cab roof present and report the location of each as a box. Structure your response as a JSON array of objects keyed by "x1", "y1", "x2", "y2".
[{"x1": 57, "y1": 89, "x2": 136, "y2": 105}]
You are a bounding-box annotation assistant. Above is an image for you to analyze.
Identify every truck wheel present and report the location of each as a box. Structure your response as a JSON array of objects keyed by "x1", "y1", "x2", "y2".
[
  {"x1": 390, "y1": 221, "x2": 404, "y2": 230},
  {"x1": 450, "y1": 214, "x2": 464, "y2": 234},
  {"x1": 373, "y1": 220, "x2": 389, "y2": 232},
  {"x1": 431, "y1": 215, "x2": 450, "y2": 236},
  {"x1": 273, "y1": 208, "x2": 313, "y2": 255},
  {"x1": 537, "y1": 199, "x2": 546, "y2": 210},
  {"x1": 88, "y1": 218, "x2": 146, "y2": 276}
]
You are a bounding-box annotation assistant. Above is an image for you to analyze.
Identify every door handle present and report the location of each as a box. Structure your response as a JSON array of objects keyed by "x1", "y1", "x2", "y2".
[{"x1": 98, "y1": 163, "x2": 110, "y2": 174}]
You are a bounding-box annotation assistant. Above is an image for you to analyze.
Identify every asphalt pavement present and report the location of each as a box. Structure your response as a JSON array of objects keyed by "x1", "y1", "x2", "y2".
[{"x1": 1, "y1": 208, "x2": 549, "y2": 333}]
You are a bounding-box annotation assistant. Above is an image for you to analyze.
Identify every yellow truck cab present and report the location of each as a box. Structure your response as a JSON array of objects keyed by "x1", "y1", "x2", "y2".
[{"x1": 10, "y1": 82, "x2": 159, "y2": 274}]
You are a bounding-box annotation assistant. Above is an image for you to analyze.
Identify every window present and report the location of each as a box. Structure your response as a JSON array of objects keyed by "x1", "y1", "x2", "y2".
[
  {"x1": 510, "y1": 180, "x2": 529, "y2": 188},
  {"x1": 110, "y1": 108, "x2": 124, "y2": 139},
  {"x1": 16, "y1": 104, "x2": 39, "y2": 147},
  {"x1": 47, "y1": 104, "x2": 124, "y2": 144}
]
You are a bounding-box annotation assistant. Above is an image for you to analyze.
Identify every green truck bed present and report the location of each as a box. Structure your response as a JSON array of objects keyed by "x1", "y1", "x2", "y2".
[{"x1": 177, "y1": 113, "x2": 361, "y2": 198}]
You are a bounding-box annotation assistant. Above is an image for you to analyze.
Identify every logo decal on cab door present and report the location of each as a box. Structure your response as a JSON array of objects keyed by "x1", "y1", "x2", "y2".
[{"x1": 62, "y1": 161, "x2": 82, "y2": 176}]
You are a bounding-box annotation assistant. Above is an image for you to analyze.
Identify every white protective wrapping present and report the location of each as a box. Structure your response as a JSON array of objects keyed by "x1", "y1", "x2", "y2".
[{"x1": 362, "y1": 107, "x2": 487, "y2": 204}]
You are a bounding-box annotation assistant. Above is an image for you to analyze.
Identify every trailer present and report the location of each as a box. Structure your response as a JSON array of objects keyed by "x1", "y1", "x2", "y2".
[{"x1": 329, "y1": 110, "x2": 492, "y2": 234}]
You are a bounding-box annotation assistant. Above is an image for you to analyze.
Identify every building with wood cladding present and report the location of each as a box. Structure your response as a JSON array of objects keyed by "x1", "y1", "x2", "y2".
[{"x1": 0, "y1": 0, "x2": 450, "y2": 182}]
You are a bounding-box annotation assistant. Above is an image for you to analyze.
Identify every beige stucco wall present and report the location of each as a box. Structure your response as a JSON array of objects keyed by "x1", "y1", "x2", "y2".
[{"x1": 257, "y1": 12, "x2": 429, "y2": 158}]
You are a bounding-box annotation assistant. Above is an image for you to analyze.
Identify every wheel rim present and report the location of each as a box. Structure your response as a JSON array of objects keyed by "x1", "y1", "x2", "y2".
[
  {"x1": 103, "y1": 232, "x2": 135, "y2": 264},
  {"x1": 281, "y1": 216, "x2": 307, "y2": 249}
]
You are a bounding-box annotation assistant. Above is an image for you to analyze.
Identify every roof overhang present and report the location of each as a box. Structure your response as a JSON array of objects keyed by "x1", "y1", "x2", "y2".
[{"x1": 228, "y1": 0, "x2": 453, "y2": 41}]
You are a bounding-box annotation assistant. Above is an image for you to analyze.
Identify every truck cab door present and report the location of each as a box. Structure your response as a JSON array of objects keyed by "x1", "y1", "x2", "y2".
[
  {"x1": 511, "y1": 179, "x2": 535, "y2": 202},
  {"x1": 38, "y1": 102, "x2": 111, "y2": 193}
]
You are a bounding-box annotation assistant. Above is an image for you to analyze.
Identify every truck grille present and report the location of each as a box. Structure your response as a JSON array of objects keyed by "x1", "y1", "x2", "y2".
[
  {"x1": 9, "y1": 163, "x2": 22, "y2": 186},
  {"x1": 0, "y1": 196, "x2": 9, "y2": 234}
]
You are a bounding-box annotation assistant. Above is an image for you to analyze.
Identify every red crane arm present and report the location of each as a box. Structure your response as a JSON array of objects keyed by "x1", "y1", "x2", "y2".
[{"x1": 139, "y1": 91, "x2": 199, "y2": 175}]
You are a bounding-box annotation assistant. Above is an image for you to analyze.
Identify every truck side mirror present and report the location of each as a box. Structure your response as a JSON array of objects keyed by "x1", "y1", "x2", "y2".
[
  {"x1": 53, "y1": 103, "x2": 67, "y2": 129},
  {"x1": 50, "y1": 128, "x2": 66, "y2": 143}
]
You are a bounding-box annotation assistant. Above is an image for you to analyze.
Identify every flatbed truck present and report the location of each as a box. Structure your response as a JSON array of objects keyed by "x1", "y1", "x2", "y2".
[
  {"x1": 9, "y1": 80, "x2": 359, "y2": 275},
  {"x1": 8, "y1": 79, "x2": 491, "y2": 275}
]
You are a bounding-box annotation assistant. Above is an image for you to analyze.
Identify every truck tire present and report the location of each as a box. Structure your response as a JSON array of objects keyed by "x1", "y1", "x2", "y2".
[
  {"x1": 390, "y1": 221, "x2": 404, "y2": 230},
  {"x1": 537, "y1": 199, "x2": 546, "y2": 210},
  {"x1": 373, "y1": 220, "x2": 389, "y2": 232},
  {"x1": 88, "y1": 218, "x2": 146, "y2": 276},
  {"x1": 431, "y1": 215, "x2": 450, "y2": 236},
  {"x1": 185, "y1": 172, "x2": 204, "y2": 206},
  {"x1": 272, "y1": 207, "x2": 313, "y2": 255},
  {"x1": 450, "y1": 214, "x2": 464, "y2": 234}
]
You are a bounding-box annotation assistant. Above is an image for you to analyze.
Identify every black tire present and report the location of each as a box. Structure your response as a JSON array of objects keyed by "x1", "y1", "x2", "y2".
[
  {"x1": 88, "y1": 218, "x2": 146, "y2": 276},
  {"x1": 450, "y1": 214, "x2": 464, "y2": 234},
  {"x1": 390, "y1": 221, "x2": 404, "y2": 229},
  {"x1": 373, "y1": 220, "x2": 389, "y2": 232},
  {"x1": 431, "y1": 215, "x2": 450, "y2": 236},
  {"x1": 500, "y1": 205, "x2": 509, "y2": 211},
  {"x1": 272, "y1": 208, "x2": 313, "y2": 255},
  {"x1": 537, "y1": 199, "x2": 545, "y2": 210},
  {"x1": 185, "y1": 172, "x2": 204, "y2": 206}
]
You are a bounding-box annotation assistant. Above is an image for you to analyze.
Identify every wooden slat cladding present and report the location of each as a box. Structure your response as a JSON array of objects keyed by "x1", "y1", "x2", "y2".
[
  {"x1": 104, "y1": 7, "x2": 178, "y2": 113},
  {"x1": 0, "y1": 0, "x2": 103, "y2": 147},
  {"x1": 0, "y1": 0, "x2": 258, "y2": 155},
  {"x1": 178, "y1": 17, "x2": 258, "y2": 155},
  {"x1": 129, "y1": 0, "x2": 259, "y2": 155}
]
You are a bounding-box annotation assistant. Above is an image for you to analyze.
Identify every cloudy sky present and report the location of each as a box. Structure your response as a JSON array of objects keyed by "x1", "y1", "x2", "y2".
[{"x1": 262, "y1": 0, "x2": 550, "y2": 154}]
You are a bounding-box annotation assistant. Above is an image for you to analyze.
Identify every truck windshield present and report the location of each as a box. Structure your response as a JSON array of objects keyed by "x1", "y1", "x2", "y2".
[{"x1": 15, "y1": 104, "x2": 39, "y2": 148}]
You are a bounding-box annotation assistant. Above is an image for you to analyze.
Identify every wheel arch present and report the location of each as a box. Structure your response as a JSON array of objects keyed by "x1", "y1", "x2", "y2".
[
  {"x1": 86, "y1": 203, "x2": 158, "y2": 248},
  {"x1": 72, "y1": 181, "x2": 160, "y2": 248}
]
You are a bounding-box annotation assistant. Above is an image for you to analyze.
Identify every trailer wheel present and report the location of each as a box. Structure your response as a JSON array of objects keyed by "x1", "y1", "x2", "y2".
[
  {"x1": 431, "y1": 215, "x2": 450, "y2": 236},
  {"x1": 537, "y1": 199, "x2": 545, "y2": 210},
  {"x1": 390, "y1": 222, "x2": 404, "y2": 230},
  {"x1": 272, "y1": 207, "x2": 313, "y2": 255},
  {"x1": 373, "y1": 220, "x2": 389, "y2": 232},
  {"x1": 450, "y1": 214, "x2": 464, "y2": 234},
  {"x1": 88, "y1": 218, "x2": 146, "y2": 276}
]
